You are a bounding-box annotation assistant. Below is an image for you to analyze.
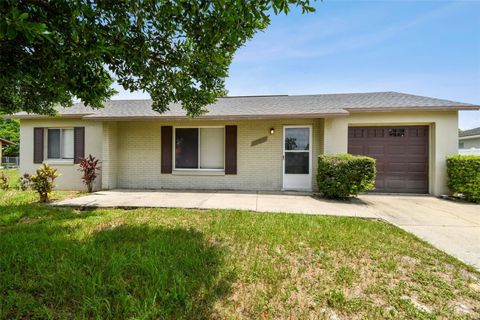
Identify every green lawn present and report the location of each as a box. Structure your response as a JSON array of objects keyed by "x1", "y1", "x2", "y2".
[
  {"x1": 1, "y1": 167, "x2": 21, "y2": 188},
  {"x1": 1, "y1": 169, "x2": 479, "y2": 319}
]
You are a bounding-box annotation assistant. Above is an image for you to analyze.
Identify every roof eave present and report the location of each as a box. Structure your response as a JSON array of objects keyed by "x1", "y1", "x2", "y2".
[
  {"x1": 459, "y1": 134, "x2": 480, "y2": 140},
  {"x1": 0, "y1": 138, "x2": 15, "y2": 145},
  {"x1": 346, "y1": 105, "x2": 480, "y2": 112},
  {"x1": 82, "y1": 112, "x2": 349, "y2": 121},
  {"x1": 5, "y1": 113, "x2": 94, "y2": 120}
]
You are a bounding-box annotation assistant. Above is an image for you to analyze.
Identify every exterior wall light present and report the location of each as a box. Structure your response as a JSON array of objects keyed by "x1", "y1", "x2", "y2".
[{"x1": 270, "y1": 128, "x2": 275, "y2": 135}]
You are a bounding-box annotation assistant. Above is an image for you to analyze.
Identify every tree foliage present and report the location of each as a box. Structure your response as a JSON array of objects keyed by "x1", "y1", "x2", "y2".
[
  {"x1": 0, "y1": 117, "x2": 19, "y2": 156},
  {"x1": 1, "y1": 0, "x2": 315, "y2": 116}
]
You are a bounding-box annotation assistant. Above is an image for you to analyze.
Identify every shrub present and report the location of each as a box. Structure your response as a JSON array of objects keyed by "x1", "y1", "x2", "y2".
[
  {"x1": 18, "y1": 173, "x2": 32, "y2": 191},
  {"x1": 0, "y1": 172, "x2": 9, "y2": 190},
  {"x1": 77, "y1": 154, "x2": 101, "y2": 193},
  {"x1": 317, "y1": 154, "x2": 376, "y2": 199},
  {"x1": 31, "y1": 164, "x2": 61, "y2": 202},
  {"x1": 446, "y1": 155, "x2": 480, "y2": 203}
]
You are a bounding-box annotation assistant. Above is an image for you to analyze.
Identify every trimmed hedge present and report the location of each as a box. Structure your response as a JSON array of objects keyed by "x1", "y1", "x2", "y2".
[
  {"x1": 446, "y1": 155, "x2": 480, "y2": 203},
  {"x1": 317, "y1": 154, "x2": 376, "y2": 199}
]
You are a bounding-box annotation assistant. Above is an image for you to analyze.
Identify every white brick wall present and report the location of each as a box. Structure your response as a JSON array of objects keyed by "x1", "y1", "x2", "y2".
[
  {"x1": 114, "y1": 119, "x2": 324, "y2": 191},
  {"x1": 101, "y1": 122, "x2": 118, "y2": 189}
]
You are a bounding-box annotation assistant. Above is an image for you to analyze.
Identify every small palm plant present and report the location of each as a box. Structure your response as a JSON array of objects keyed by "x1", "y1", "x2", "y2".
[
  {"x1": 19, "y1": 173, "x2": 32, "y2": 191},
  {"x1": 0, "y1": 172, "x2": 9, "y2": 190},
  {"x1": 31, "y1": 164, "x2": 61, "y2": 202},
  {"x1": 78, "y1": 155, "x2": 101, "y2": 193}
]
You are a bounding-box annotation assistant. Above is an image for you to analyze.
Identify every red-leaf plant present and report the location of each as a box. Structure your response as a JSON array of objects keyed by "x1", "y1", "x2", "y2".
[{"x1": 78, "y1": 155, "x2": 101, "y2": 193}]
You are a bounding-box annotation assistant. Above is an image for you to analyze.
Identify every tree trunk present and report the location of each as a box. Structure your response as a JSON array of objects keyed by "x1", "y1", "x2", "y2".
[{"x1": 39, "y1": 193, "x2": 48, "y2": 203}]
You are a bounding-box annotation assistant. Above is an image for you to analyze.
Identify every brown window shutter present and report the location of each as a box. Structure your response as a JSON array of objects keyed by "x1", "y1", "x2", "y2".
[
  {"x1": 74, "y1": 127, "x2": 85, "y2": 164},
  {"x1": 161, "y1": 126, "x2": 173, "y2": 173},
  {"x1": 33, "y1": 127, "x2": 44, "y2": 164},
  {"x1": 225, "y1": 125, "x2": 237, "y2": 175}
]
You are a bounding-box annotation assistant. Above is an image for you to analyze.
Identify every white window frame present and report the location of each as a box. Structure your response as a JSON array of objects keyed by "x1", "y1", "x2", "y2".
[
  {"x1": 173, "y1": 126, "x2": 225, "y2": 171},
  {"x1": 45, "y1": 128, "x2": 74, "y2": 161}
]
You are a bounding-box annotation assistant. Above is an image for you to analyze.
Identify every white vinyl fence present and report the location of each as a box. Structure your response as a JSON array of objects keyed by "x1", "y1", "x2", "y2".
[
  {"x1": 459, "y1": 148, "x2": 480, "y2": 156},
  {"x1": 1, "y1": 156, "x2": 19, "y2": 169}
]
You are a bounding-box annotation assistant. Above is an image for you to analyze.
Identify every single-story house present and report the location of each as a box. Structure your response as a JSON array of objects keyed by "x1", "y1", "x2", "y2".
[
  {"x1": 459, "y1": 127, "x2": 480, "y2": 149},
  {"x1": 12, "y1": 91, "x2": 479, "y2": 195},
  {"x1": 0, "y1": 137, "x2": 15, "y2": 162}
]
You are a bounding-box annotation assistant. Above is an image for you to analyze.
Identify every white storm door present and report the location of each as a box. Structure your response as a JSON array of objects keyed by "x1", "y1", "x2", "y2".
[{"x1": 282, "y1": 126, "x2": 312, "y2": 191}]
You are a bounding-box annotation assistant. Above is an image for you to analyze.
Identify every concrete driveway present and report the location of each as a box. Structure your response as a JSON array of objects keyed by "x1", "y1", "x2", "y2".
[
  {"x1": 362, "y1": 195, "x2": 480, "y2": 270},
  {"x1": 55, "y1": 190, "x2": 480, "y2": 269}
]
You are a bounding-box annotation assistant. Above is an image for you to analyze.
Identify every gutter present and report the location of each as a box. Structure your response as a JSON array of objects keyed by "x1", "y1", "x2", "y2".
[
  {"x1": 81, "y1": 112, "x2": 349, "y2": 121},
  {"x1": 8, "y1": 112, "x2": 350, "y2": 121},
  {"x1": 4, "y1": 113, "x2": 93, "y2": 120},
  {"x1": 345, "y1": 105, "x2": 480, "y2": 112},
  {"x1": 459, "y1": 134, "x2": 480, "y2": 141}
]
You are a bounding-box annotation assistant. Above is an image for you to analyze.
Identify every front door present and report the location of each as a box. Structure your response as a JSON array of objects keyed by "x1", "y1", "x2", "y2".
[{"x1": 283, "y1": 126, "x2": 312, "y2": 191}]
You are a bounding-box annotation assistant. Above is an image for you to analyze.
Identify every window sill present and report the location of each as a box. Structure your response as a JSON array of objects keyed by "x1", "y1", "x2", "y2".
[
  {"x1": 172, "y1": 169, "x2": 225, "y2": 176},
  {"x1": 44, "y1": 159, "x2": 74, "y2": 166}
]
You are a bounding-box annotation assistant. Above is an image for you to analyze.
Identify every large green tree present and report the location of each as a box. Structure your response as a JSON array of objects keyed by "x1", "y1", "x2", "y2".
[
  {"x1": 1, "y1": 0, "x2": 315, "y2": 116},
  {"x1": 0, "y1": 117, "x2": 19, "y2": 156}
]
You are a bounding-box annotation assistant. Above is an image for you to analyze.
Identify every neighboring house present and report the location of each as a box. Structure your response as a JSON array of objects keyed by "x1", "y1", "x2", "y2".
[
  {"x1": 0, "y1": 137, "x2": 15, "y2": 164},
  {"x1": 459, "y1": 127, "x2": 480, "y2": 149},
  {"x1": 11, "y1": 92, "x2": 479, "y2": 195}
]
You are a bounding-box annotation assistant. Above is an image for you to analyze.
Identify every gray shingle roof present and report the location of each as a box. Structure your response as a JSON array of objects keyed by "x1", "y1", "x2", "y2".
[
  {"x1": 459, "y1": 127, "x2": 480, "y2": 137},
  {"x1": 13, "y1": 91, "x2": 478, "y2": 120}
]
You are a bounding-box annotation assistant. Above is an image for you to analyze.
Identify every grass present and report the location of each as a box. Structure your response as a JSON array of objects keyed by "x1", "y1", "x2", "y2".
[
  {"x1": 1, "y1": 168, "x2": 21, "y2": 188},
  {"x1": 1, "y1": 169, "x2": 479, "y2": 319}
]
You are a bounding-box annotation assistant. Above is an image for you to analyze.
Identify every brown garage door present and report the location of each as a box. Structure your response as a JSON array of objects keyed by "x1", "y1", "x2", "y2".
[{"x1": 348, "y1": 126, "x2": 429, "y2": 193}]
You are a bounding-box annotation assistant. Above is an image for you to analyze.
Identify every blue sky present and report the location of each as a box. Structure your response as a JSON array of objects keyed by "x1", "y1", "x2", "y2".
[{"x1": 113, "y1": 0, "x2": 480, "y2": 129}]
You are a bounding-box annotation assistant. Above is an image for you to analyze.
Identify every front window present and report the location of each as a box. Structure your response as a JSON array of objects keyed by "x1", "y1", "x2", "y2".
[
  {"x1": 47, "y1": 128, "x2": 74, "y2": 159},
  {"x1": 175, "y1": 127, "x2": 224, "y2": 170}
]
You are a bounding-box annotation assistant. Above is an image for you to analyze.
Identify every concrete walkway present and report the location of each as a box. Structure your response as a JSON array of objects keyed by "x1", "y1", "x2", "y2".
[{"x1": 55, "y1": 190, "x2": 480, "y2": 269}]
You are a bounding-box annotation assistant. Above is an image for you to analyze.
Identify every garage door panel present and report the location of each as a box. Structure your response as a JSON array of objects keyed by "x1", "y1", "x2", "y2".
[
  {"x1": 387, "y1": 145, "x2": 406, "y2": 154},
  {"x1": 406, "y1": 174, "x2": 428, "y2": 182},
  {"x1": 375, "y1": 179, "x2": 385, "y2": 190},
  {"x1": 405, "y1": 158, "x2": 428, "y2": 169},
  {"x1": 375, "y1": 161, "x2": 385, "y2": 173},
  {"x1": 385, "y1": 178, "x2": 407, "y2": 190},
  {"x1": 386, "y1": 162, "x2": 408, "y2": 173},
  {"x1": 368, "y1": 128, "x2": 385, "y2": 138},
  {"x1": 349, "y1": 128, "x2": 365, "y2": 138},
  {"x1": 348, "y1": 146, "x2": 364, "y2": 155},
  {"x1": 408, "y1": 162, "x2": 427, "y2": 173},
  {"x1": 348, "y1": 126, "x2": 429, "y2": 193},
  {"x1": 408, "y1": 127, "x2": 428, "y2": 137},
  {"x1": 406, "y1": 179, "x2": 428, "y2": 191},
  {"x1": 366, "y1": 145, "x2": 385, "y2": 155},
  {"x1": 408, "y1": 145, "x2": 427, "y2": 155}
]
